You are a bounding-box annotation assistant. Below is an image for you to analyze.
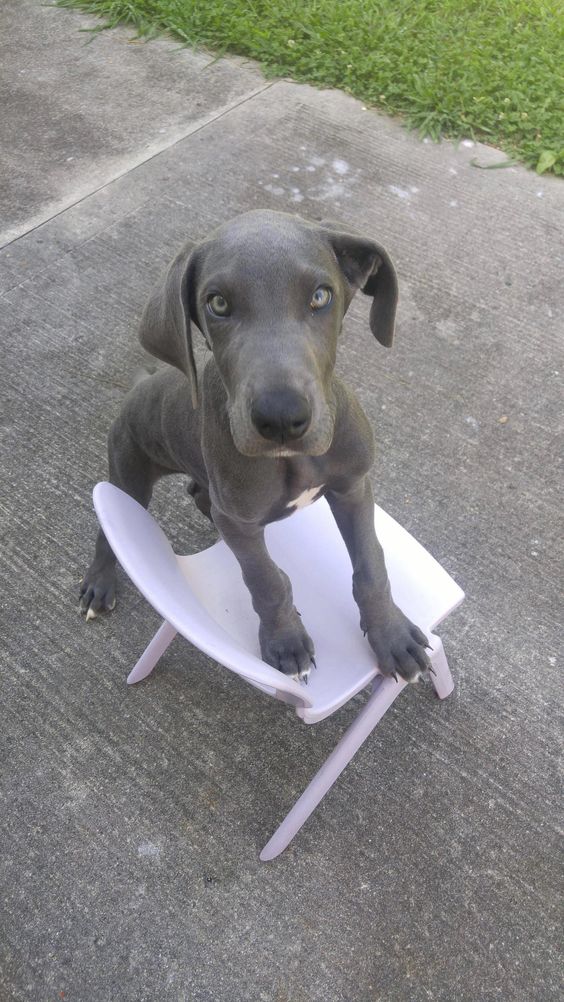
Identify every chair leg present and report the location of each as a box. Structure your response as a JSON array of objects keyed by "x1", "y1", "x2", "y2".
[
  {"x1": 127, "y1": 620, "x2": 177, "y2": 685},
  {"x1": 427, "y1": 632, "x2": 454, "y2": 700},
  {"x1": 259, "y1": 674, "x2": 407, "y2": 861}
]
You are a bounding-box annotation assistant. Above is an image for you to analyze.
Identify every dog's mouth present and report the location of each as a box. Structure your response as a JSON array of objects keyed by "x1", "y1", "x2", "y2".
[
  {"x1": 263, "y1": 445, "x2": 307, "y2": 459},
  {"x1": 232, "y1": 437, "x2": 331, "y2": 459}
]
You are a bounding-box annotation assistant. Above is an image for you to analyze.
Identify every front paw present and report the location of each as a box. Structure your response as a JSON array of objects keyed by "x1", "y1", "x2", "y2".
[
  {"x1": 79, "y1": 561, "x2": 117, "y2": 621},
  {"x1": 365, "y1": 608, "x2": 431, "y2": 683},
  {"x1": 259, "y1": 610, "x2": 316, "y2": 684}
]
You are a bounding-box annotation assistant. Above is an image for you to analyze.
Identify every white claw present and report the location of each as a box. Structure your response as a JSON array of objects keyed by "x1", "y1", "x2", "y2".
[{"x1": 85, "y1": 607, "x2": 98, "y2": 622}]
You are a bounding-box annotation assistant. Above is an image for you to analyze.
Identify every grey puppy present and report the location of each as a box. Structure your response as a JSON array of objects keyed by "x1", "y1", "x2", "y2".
[{"x1": 80, "y1": 210, "x2": 431, "y2": 684}]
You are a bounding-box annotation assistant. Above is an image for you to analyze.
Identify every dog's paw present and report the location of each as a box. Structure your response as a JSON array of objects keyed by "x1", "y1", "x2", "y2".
[
  {"x1": 365, "y1": 608, "x2": 431, "y2": 683},
  {"x1": 259, "y1": 611, "x2": 316, "y2": 684},
  {"x1": 79, "y1": 562, "x2": 117, "y2": 621}
]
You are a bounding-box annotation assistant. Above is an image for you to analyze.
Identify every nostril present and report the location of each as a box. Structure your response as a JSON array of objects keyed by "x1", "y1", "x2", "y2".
[
  {"x1": 290, "y1": 416, "x2": 308, "y2": 435},
  {"x1": 259, "y1": 419, "x2": 276, "y2": 437}
]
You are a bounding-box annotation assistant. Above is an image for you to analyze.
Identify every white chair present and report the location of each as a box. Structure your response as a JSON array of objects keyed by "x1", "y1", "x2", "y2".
[{"x1": 93, "y1": 482, "x2": 464, "y2": 861}]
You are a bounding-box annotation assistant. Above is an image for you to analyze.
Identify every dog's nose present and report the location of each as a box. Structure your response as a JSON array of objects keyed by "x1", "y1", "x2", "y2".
[{"x1": 251, "y1": 390, "x2": 312, "y2": 443}]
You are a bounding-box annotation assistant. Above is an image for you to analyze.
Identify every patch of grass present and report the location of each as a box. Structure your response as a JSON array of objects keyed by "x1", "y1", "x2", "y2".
[{"x1": 56, "y1": 0, "x2": 564, "y2": 175}]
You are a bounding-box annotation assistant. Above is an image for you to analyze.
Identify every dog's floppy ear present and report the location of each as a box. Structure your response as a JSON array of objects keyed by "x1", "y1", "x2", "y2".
[
  {"x1": 138, "y1": 242, "x2": 201, "y2": 408},
  {"x1": 318, "y1": 220, "x2": 398, "y2": 347}
]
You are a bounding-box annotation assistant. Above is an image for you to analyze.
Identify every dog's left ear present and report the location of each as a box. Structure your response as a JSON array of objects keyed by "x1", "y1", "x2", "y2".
[{"x1": 318, "y1": 220, "x2": 398, "y2": 347}]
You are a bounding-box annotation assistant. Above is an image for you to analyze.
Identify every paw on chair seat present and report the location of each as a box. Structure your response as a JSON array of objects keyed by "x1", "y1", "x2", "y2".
[{"x1": 93, "y1": 482, "x2": 464, "y2": 860}]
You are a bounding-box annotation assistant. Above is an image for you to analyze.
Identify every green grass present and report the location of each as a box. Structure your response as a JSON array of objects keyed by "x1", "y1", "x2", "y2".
[{"x1": 57, "y1": 0, "x2": 564, "y2": 175}]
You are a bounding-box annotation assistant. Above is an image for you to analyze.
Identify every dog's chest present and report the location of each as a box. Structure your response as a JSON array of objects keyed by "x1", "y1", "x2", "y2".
[
  {"x1": 282, "y1": 458, "x2": 326, "y2": 514},
  {"x1": 261, "y1": 457, "x2": 327, "y2": 524},
  {"x1": 286, "y1": 484, "x2": 325, "y2": 511}
]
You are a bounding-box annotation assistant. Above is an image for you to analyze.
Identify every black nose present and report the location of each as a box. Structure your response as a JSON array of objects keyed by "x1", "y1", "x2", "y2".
[{"x1": 251, "y1": 389, "x2": 312, "y2": 443}]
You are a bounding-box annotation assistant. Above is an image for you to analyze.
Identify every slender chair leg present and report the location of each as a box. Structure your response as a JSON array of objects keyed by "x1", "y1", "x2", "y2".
[
  {"x1": 260, "y1": 673, "x2": 407, "y2": 861},
  {"x1": 427, "y1": 632, "x2": 454, "y2": 700},
  {"x1": 127, "y1": 620, "x2": 177, "y2": 685}
]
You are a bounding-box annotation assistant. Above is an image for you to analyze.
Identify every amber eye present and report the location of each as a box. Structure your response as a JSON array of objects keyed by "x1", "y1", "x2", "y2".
[
  {"x1": 207, "y1": 294, "x2": 231, "y2": 317},
  {"x1": 310, "y1": 286, "x2": 332, "y2": 310}
]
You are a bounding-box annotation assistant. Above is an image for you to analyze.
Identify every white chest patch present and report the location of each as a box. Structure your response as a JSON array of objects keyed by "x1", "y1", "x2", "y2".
[{"x1": 286, "y1": 485, "x2": 325, "y2": 511}]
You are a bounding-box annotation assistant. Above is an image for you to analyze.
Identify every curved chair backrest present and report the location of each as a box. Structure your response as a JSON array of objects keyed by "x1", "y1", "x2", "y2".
[{"x1": 93, "y1": 483, "x2": 313, "y2": 710}]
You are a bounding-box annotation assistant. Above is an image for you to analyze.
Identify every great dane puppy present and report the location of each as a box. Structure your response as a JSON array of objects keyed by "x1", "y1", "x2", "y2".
[{"x1": 80, "y1": 210, "x2": 431, "y2": 684}]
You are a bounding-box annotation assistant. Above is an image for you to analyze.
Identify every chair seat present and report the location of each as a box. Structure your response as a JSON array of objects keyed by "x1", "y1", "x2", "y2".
[{"x1": 93, "y1": 483, "x2": 463, "y2": 724}]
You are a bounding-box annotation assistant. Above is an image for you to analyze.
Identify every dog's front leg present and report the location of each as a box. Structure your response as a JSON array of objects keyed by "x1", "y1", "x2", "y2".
[
  {"x1": 327, "y1": 477, "x2": 431, "y2": 682},
  {"x1": 211, "y1": 507, "x2": 315, "y2": 682}
]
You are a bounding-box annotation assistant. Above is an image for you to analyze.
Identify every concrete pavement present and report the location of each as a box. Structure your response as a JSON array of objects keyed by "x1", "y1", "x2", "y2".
[{"x1": 1, "y1": 2, "x2": 562, "y2": 1000}]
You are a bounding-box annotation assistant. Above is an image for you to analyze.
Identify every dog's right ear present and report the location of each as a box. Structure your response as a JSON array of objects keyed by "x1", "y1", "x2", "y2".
[{"x1": 138, "y1": 243, "x2": 201, "y2": 408}]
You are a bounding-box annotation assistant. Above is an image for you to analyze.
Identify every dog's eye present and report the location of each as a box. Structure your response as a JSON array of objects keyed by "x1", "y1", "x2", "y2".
[
  {"x1": 207, "y1": 294, "x2": 231, "y2": 317},
  {"x1": 310, "y1": 286, "x2": 332, "y2": 311}
]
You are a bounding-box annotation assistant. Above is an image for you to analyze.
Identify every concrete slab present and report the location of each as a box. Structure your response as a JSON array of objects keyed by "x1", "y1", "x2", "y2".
[
  {"x1": 0, "y1": 0, "x2": 268, "y2": 246},
  {"x1": 1, "y1": 5, "x2": 563, "y2": 1002}
]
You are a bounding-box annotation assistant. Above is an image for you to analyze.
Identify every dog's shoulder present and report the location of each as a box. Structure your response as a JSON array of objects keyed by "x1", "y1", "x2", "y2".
[{"x1": 327, "y1": 377, "x2": 375, "y2": 477}]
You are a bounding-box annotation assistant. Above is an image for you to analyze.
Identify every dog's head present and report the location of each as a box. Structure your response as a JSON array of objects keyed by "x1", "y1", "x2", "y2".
[{"x1": 139, "y1": 210, "x2": 398, "y2": 457}]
